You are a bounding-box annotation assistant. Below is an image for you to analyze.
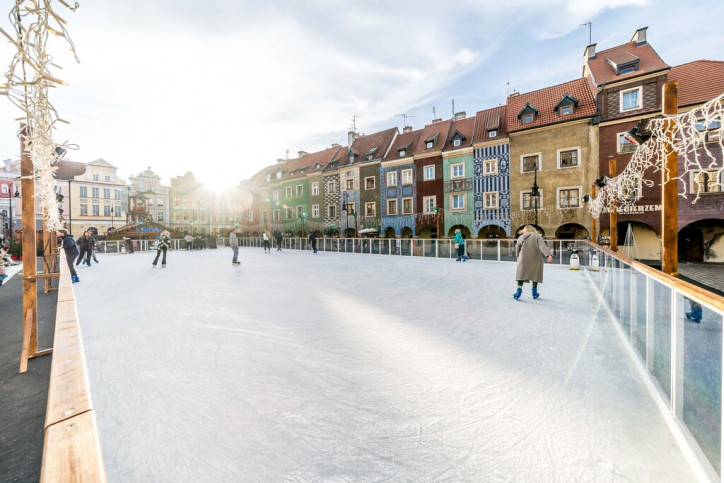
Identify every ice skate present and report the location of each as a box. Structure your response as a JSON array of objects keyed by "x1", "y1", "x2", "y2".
[
  {"x1": 71, "y1": 274, "x2": 79, "y2": 283},
  {"x1": 513, "y1": 288, "x2": 522, "y2": 300},
  {"x1": 532, "y1": 288, "x2": 540, "y2": 299}
]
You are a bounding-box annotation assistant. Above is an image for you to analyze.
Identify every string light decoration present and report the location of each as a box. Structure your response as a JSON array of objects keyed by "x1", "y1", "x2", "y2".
[
  {"x1": 0, "y1": 0, "x2": 80, "y2": 232},
  {"x1": 589, "y1": 93, "x2": 724, "y2": 218}
]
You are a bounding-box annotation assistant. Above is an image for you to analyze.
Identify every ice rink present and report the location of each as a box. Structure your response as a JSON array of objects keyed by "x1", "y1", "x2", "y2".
[{"x1": 75, "y1": 246, "x2": 695, "y2": 481}]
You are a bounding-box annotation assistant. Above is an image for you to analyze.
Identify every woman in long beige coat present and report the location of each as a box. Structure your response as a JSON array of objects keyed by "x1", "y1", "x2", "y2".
[{"x1": 514, "y1": 225, "x2": 553, "y2": 300}]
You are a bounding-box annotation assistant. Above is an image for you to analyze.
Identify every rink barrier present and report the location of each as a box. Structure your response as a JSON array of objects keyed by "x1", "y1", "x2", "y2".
[
  {"x1": 41, "y1": 251, "x2": 106, "y2": 481},
  {"x1": 585, "y1": 242, "x2": 724, "y2": 482}
]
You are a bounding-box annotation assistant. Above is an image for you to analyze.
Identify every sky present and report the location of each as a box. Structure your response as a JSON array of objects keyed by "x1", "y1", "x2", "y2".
[{"x1": 1, "y1": 0, "x2": 723, "y2": 189}]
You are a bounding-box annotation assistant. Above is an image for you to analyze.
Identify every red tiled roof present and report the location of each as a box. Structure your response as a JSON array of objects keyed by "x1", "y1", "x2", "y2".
[
  {"x1": 413, "y1": 119, "x2": 452, "y2": 154},
  {"x1": 506, "y1": 78, "x2": 596, "y2": 133},
  {"x1": 668, "y1": 60, "x2": 724, "y2": 107},
  {"x1": 443, "y1": 116, "x2": 475, "y2": 152},
  {"x1": 473, "y1": 105, "x2": 507, "y2": 143},
  {"x1": 342, "y1": 127, "x2": 398, "y2": 166},
  {"x1": 383, "y1": 129, "x2": 423, "y2": 162},
  {"x1": 587, "y1": 42, "x2": 669, "y2": 86}
]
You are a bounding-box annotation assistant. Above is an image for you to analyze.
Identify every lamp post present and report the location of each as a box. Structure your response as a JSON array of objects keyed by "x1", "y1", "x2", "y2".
[
  {"x1": 5, "y1": 181, "x2": 20, "y2": 241},
  {"x1": 531, "y1": 162, "x2": 541, "y2": 226},
  {"x1": 341, "y1": 191, "x2": 349, "y2": 236}
]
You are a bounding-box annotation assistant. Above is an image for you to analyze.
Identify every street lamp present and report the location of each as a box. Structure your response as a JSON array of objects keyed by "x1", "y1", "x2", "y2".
[
  {"x1": 531, "y1": 162, "x2": 541, "y2": 226},
  {"x1": 341, "y1": 191, "x2": 349, "y2": 236},
  {"x1": 5, "y1": 182, "x2": 20, "y2": 241}
]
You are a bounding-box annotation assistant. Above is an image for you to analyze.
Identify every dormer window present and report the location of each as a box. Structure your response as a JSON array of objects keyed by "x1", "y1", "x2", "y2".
[
  {"x1": 276, "y1": 171, "x2": 282, "y2": 180},
  {"x1": 555, "y1": 94, "x2": 578, "y2": 117},
  {"x1": 448, "y1": 130, "x2": 466, "y2": 148},
  {"x1": 266, "y1": 173, "x2": 271, "y2": 182},
  {"x1": 426, "y1": 141, "x2": 434, "y2": 149},
  {"x1": 488, "y1": 130, "x2": 497, "y2": 138},
  {"x1": 518, "y1": 103, "x2": 538, "y2": 125},
  {"x1": 606, "y1": 53, "x2": 640, "y2": 76},
  {"x1": 453, "y1": 139, "x2": 461, "y2": 147},
  {"x1": 560, "y1": 106, "x2": 572, "y2": 115},
  {"x1": 424, "y1": 132, "x2": 438, "y2": 150},
  {"x1": 398, "y1": 149, "x2": 406, "y2": 157}
]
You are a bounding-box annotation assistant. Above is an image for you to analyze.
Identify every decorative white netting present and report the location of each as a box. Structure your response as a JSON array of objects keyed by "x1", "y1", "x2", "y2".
[
  {"x1": 589, "y1": 93, "x2": 724, "y2": 218},
  {"x1": 1, "y1": 0, "x2": 79, "y2": 232}
]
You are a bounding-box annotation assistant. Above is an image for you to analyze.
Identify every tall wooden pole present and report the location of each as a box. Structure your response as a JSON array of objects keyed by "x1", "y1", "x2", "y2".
[
  {"x1": 20, "y1": 126, "x2": 38, "y2": 355},
  {"x1": 609, "y1": 159, "x2": 618, "y2": 252},
  {"x1": 661, "y1": 81, "x2": 679, "y2": 276},
  {"x1": 591, "y1": 184, "x2": 597, "y2": 243}
]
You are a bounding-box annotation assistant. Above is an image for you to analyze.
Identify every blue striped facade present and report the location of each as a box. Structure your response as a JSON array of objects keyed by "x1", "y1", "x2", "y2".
[
  {"x1": 473, "y1": 143, "x2": 511, "y2": 235},
  {"x1": 380, "y1": 163, "x2": 416, "y2": 236}
]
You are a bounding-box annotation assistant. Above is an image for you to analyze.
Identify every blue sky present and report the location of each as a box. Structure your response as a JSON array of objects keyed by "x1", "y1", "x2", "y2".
[{"x1": 1, "y1": 0, "x2": 723, "y2": 189}]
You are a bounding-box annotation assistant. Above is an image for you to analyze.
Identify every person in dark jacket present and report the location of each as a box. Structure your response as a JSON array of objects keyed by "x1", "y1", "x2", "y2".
[
  {"x1": 308, "y1": 232, "x2": 318, "y2": 253},
  {"x1": 57, "y1": 229, "x2": 80, "y2": 283},
  {"x1": 76, "y1": 231, "x2": 95, "y2": 266},
  {"x1": 274, "y1": 231, "x2": 283, "y2": 252},
  {"x1": 152, "y1": 230, "x2": 172, "y2": 268}
]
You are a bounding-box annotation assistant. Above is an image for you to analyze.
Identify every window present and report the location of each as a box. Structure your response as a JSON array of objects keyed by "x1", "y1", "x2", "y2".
[
  {"x1": 114, "y1": 206, "x2": 121, "y2": 216},
  {"x1": 488, "y1": 130, "x2": 497, "y2": 138},
  {"x1": 104, "y1": 205, "x2": 111, "y2": 216},
  {"x1": 285, "y1": 207, "x2": 293, "y2": 220},
  {"x1": 451, "y1": 194, "x2": 465, "y2": 210},
  {"x1": 365, "y1": 202, "x2": 376, "y2": 217},
  {"x1": 398, "y1": 149, "x2": 406, "y2": 157},
  {"x1": 557, "y1": 188, "x2": 580, "y2": 208},
  {"x1": 522, "y1": 190, "x2": 542, "y2": 210},
  {"x1": 402, "y1": 198, "x2": 413, "y2": 214},
  {"x1": 79, "y1": 186, "x2": 87, "y2": 197},
  {"x1": 345, "y1": 179, "x2": 354, "y2": 190},
  {"x1": 523, "y1": 114, "x2": 534, "y2": 124},
  {"x1": 483, "y1": 191, "x2": 499, "y2": 209},
  {"x1": 365, "y1": 177, "x2": 375, "y2": 190},
  {"x1": 276, "y1": 171, "x2": 282, "y2": 180},
  {"x1": 92, "y1": 174, "x2": 99, "y2": 181},
  {"x1": 451, "y1": 164, "x2": 464, "y2": 178},
  {"x1": 249, "y1": 211, "x2": 255, "y2": 222},
  {"x1": 345, "y1": 202, "x2": 355, "y2": 215},
  {"x1": 695, "y1": 120, "x2": 722, "y2": 143},
  {"x1": 266, "y1": 173, "x2": 272, "y2": 182},
  {"x1": 558, "y1": 148, "x2": 580, "y2": 168},
  {"x1": 312, "y1": 182, "x2": 319, "y2": 195},
  {"x1": 91, "y1": 187, "x2": 99, "y2": 198},
  {"x1": 618, "y1": 64, "x2": 637, "y2": 75},
  {"x1": 483, "y1": 159, "x2": 498, "y2": 176},
  {"x1": 387, "y1": 171, "x2": 397, "y2": 187},
  {"x1": 296, "y1": 206, "x2": 303, "y2": 218},
  {"x1": 327, "y1": 205, "x2": 336, "y2": 218},
  {"x1": 104, "y1": 176, "x2": 110, "y2": 182},
  {"x1": 158, "y1": 211, "x2": 164, "y2": 222},
  {"x1": 620, "y1": 86, "x2": 642, "y2": 111},
  {"x1": 423, "y1": 196, "x2": 436, "y2": 214},
  {"x1": 621, "y1": 176, "x2": 642, "y2": 201},
  {"x1": 326, "y1": 180, "x2": 337, "y2": 194},
  {"x1": 92, "y1": 205, "x2": 99, "y2": 216},
  {"x1": 115, "y1": 189, "x2": 121, "y2": 200},
  {"x1": 273, "y1": 210, "x2": 280, "y2": 221},
  {"x1": 691, "y1": 171, "x2": 723, "y2": 194},
  {"x1": 560, "y1": 105, "x2": 572, "y2": 116},
  {"x1": 1, "y1": 184, "x2": 7, "y2": 194},
  {"x1": 521, "y1": 154, "x2": 540, "y2": 173},
  {"x1": 402, "y1": 169, "x2": 413, "y2": 185},
  {"x1": 426, "y1": 141, "x2": 434, "y2": 149},
  {"x1": 103, "y1": 188, "x2": 110, "y2": 199},
  {"x1": 285, "y1": 187, "x2": 292, "y2": 198},
  {"x1": 173, "y1": 197, "x2": 180, "y2": 208},
  {"x1": 148, "y1": 199, "x2": 154, "y2": 207},
  {"x1": 296, "y1": 185, "x2": 303, "y2": 197},
  {"x1": 80, "y1": 204, "x2": 87, "y2": 215},
  {"x1": 618, "y1": 133, "x2": 637, "y2": 153},
  {"x1": 424, "y1": 165, "x2": 435, "y2": 180},
  {"x1": 312, "y1": 204, "x2": 319, "y2": 217},
  {"x1": 387, "y1": 199, "x2": 398, "y2": 215},
  {"x1": 453, "y1": 139, "x2": 461, "y2": 147},
  {"x1": 272, "y1": 191, "x2": 280, "y2": 201}
]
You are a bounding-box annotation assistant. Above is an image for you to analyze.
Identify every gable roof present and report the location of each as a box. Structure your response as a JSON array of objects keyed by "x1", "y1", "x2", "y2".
[
  {"x1": 287, "y1": 145, "x2": 342, "y2": 178},
  {"x1": 383, "y1": 128, "x2": 423, "y2": 162},
  {"x1": 668, "y1": 60, "x2": 724, "y2": 108},
  {"x1": 414, "y1": 119, "x2": 452, "y2": 154},
  {"x1": 341, "y1": 127, "x2": 398, "y2": 167},
  {"x1": 586, "y1": 41, "x2": 669, "y2": 86},
  {"x1": 473, "y1": 105, "x2": 508, "y2": 143},
  {"x1": 443, "y1": 116, "x2": 475, "y2": 152},
  {"x1": 87, "y1": 158, "x2": 115, "y2": 168},
  {"x1": 506, "y1": 78, "x2": 596, "y2": 133}
]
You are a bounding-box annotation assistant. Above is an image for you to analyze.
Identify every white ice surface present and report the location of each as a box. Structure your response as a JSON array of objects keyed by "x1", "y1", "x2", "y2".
[{"x1": 75, "y1": 247, "x2": 696, "y2": 482}]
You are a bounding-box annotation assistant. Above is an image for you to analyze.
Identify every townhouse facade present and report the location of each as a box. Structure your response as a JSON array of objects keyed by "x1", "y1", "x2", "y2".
[
  {"x1": 380, "y1": 127, "x2": 422, "y2": 238},
  {"x1": 128, "y1": 167, "x2": 170, "y2": 227},
  {"x1": 442, "y1": 114, "x2": 476, "y2": 237},
  {"x1": 413, "y1": 120, "x2": 450, "y2": 238}
]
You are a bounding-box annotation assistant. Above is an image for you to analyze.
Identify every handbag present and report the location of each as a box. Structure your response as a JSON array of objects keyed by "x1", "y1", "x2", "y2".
[{"x1": 454, "y1": 243, "x2": 460, "y2": 248}]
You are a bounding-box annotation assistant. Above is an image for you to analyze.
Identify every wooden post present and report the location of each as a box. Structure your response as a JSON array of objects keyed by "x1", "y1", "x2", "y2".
[
  {"x1": 20, "y1": 126, "x2": 38, "y2": 358},
  {"x1": 661, "y1": 81, "x2": 679, "y2": 276},
  {"x1": 591, "y1": 184, "x2": 597, "y2": 243},
  {"x1": 609, "y1": 159, "x2": 618, "y2": 252}
]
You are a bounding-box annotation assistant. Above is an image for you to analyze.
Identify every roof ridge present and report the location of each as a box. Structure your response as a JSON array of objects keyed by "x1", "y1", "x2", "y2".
[{"x1": 511, "y1": 77, "x2": 588, "y2": 98}]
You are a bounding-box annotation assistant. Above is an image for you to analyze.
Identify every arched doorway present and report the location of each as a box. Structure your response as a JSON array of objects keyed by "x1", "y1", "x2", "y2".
[
  {"x1": 478, "y1": 225, "x2": 506, "y2": 239},
  {"x1": 384, "y1": 227, "x2": 396, "y2": 239},
  {"x1": 401, "y1": 226, "x2": 414, "y2": 238},
  {"x1": 447, "y1": 224, "x2": 471, "y2": 238},
  {"x1": 87, "y1": 226, "x2": 99, "y2": 236},
  {"x1": 555, "y1": 223, "x2": 589, "y2": 240},
  {"x1": 514, "y1": 224, "x2": 544, "y2": 237},
  {"x1": 604, "y1": 222, "x2": 659, "y2": 261},
  {"x1": 678, "y1": 219, "x2": 724, "y2": 263}
]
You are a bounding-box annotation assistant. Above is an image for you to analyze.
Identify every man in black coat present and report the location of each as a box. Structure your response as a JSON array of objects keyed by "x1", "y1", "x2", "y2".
[{"x1": 57, "y1": 229, "x2": 80, "y2": 283}]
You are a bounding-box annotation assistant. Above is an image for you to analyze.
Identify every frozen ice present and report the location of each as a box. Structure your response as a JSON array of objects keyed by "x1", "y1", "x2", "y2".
[{"x1": 75, "y1": 247, "x2": 696, "y2": 481}]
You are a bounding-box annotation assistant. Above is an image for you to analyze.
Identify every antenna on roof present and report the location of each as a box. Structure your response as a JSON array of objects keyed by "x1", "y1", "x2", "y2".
[
  {"x1": 395, "y1": 113, "x2": 415, "y2": 129},
  {"x1": 451, "y1": 99, "x2": 455, "y2": 117},
  {"x1": 580, "y1": 21, "x2": 591, "y2": 46},
  {"x1": 351, "y1": 115, "x2": 362, "y2": 133},
  {"x1": 285, "y1": 149, "x2": 289, "y2": 160},
  {"x1": 505, "y1": 81, "x2": 510, "y2": 99},
  {"x1": 432, "y1": 106, "x2": 436, "y2": 120}
]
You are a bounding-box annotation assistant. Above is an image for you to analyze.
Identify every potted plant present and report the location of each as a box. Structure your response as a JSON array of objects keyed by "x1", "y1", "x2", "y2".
[{"x1": 8, "y1": 239, "x2": 22, "y2": 260}]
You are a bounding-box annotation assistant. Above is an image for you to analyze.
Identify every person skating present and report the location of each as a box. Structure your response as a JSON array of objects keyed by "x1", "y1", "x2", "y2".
[
  {"x1": 184, "y1": 234, "x2": 194, "y2": 250},
  {"x1": 451, "y1": 228, "x2": 467, "y2": 262},
  {"x1": 57, "y1": 229, "x2": 80, "y2": 283},
  {"x1": 230, "y1": 228, "x2": 240, "y2": 265},
  {"x1": 262, "y1": 231, "x2": 271, "y2": 253},
  {"x1": 685, "y1": 299, "x2": 703, "y2": 323},
  {"x1": 274, "y1": 231, "x2": 282, "y2": 252},
  {"x1": 513, "y1": 225, "x2": 553, "y2": 300},
  {"x1": 152, "y1": 230, "x2": 172, "y2": 268},
  {"x1": 91, "y1": 239, "x2": 99, "y2": 263},
  {"x1": 308, "y1": 232, "x2": 318, "y2": 253},
  {"x1": 76, "y1": 231, "x2": 95, "y2": 267}
]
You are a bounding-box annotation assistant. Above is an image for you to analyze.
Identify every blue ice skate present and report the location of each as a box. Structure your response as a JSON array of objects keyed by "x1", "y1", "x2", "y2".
[
  {"x1": 513, "y1": 288, "x2": 522, "y2": 300},
  {"x1": 532, "y1": 288, "x2": 540, "y2": 299}
]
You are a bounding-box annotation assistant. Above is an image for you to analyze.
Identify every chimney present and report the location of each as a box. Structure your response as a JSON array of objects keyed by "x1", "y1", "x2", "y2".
[
  {"x1": 331, "y1": 143, "x2": 340, "y2": 148},
  {"x1": 298, "y1": 151, "x2": 308, "y2": 158},
  {"x1": 453, "y1": 111, "x2": 466, "y2": 121},
  {"x1": 276, "y1": 158, "x2": 286, "y2": 164},
  {"x1": 432, "y1": 118, "x2": 442, "y2": 123},
  {"x1": 630, "y1": 27, "x2": 647, "y2": 46},
  {"x1": 584, "y1": 43, "x2": 596, "y2": 60},
  {"x1": 403, "y1": 126, "x2": 413, "y2": 133},
  {"x1": 347, "y1": 131, "x2": 359, "y2": 147}
]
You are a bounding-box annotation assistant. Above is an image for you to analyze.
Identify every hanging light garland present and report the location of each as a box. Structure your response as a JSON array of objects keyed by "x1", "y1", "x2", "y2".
[{"x1": 1, "y1": 0, "x2": 80, "y2": 232}]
